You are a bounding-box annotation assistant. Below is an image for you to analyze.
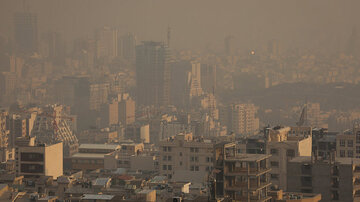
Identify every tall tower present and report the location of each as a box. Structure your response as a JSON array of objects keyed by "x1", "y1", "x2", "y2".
[
  {"x1": 136, "y1": 41, "x2": 170, "y2": 107},
  {"x1": 13, "y1": 11, "x2": 38, "y2": 54}
]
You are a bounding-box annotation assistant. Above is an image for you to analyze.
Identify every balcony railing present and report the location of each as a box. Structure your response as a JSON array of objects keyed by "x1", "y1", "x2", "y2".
[{"x1": 225, "y1": 167, "x2": 270, "y2": 175}]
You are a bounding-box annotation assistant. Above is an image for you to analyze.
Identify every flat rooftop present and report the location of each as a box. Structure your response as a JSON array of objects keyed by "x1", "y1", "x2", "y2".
[{"x1": 79, "y1": 144, "x2": 120, "y2": 150}]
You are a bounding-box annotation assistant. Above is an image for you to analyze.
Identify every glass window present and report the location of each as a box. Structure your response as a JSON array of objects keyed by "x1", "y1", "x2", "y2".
[
  {"x1": 348, "y1": 150, "x2": 354, "y2": 157},
  {"x1": 271, "y1": 161, "x2": 279, "y2": 168},
  {"x1": 340, "y1": 150, "x2": 345, "y2": 157},
  {"x1": 348, "y1": 140, "x2": 354, "y2": 147},
  {"x1": 163, "y1": 165, "x2": 167, "y2": 170},
  {"x1": 168, "y1": 165, "x2": 172, "y2": 170},
  {"x1": 270, "y1": 149, "x2": 278, "y2": 155},
  {"x1": 340, "y1": 140, "x2": 345, "y2": 147}
]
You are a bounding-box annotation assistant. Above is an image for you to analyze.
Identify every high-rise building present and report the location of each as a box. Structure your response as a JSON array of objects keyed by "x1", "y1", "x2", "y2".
[
  {"x1": 230, "y1": 103, "x2": 259, "y2": 136},
  {"x1": 118, "y1": 94, "x2": 135, "y2": 126},
  {"x1": 13, "y1": 12, "x2": 38, "y2": 54},
  {"x1": 95, "y1": 27, "x2": 118, "y2": 60},
  {"x1": 186, "y1": 61, "x2": 203, "y2": 101},
  {"x1": 120, "y1": 33, "x2": 137, "y2": 60},
  {"x1": 200, "y1": 64, "x2": 216, "y2": 94},
  {"x1": 89, "y1": 83, "x2": 110, "y2": 111},
  {"x1": 0, "y1": 111, "x2": 10, "y2": 162},
  {"x1": 136, "y1": 41, "x2": 170, "y2": 107}
]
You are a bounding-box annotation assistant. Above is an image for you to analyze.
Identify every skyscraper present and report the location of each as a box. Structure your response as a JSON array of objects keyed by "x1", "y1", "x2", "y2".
[
  {"x1": 14, "y1": 12, "x2": 38, "y2": 54},
  {"x1": 136, "y1": 41, "x2": 170, "y2": 107},
  {"x1": 120, "y1": 33, "x2": 137, "y2": 61}
]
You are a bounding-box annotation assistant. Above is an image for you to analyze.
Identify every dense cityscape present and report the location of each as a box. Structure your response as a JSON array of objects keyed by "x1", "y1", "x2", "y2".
[{"x1": 1, "y1": 1, "x2": 360, "y2": 202}]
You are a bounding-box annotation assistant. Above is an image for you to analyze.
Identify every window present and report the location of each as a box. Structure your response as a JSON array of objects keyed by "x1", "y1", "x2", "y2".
[
  {"x1": 163, "y1": 147, "x2": 167, "y2": 152},
  {"x1": 340, "y1": 140, "x2": 345, "y2": 147},
  {"x1": 163, "y1": 156, "x2": 167, "y2": 161},
  {"x1": 195, "y1": 148, "x2": 199, "y2": 153},
  {"x1": 190, "y1": 166, "x2": 194, "y2": 171},
  {"x1": 168, "y1": 147, "x2": 172, "y2": 152},
  {"x1": 168, "y1": 156, "x2": 172, "y2": 161},
  {"x1": 168, "y1": 165, "x2": 172, "y2": 170},
  {"x1": 271, "y1": 161, "x2": 279, "y2": 168},
  {"x1": 206, "y1": 157, "x2": 210, "y2": 162},
  {"x1": 348, "y1": 140, "x2": 354, "y2": 147},
  {"x1": 163, "y1": 165, "x2": 167, "y2": 170},
  {"x1": 180, "y1": 161, "x2": 182, "y2": 166},
  {"x1": 270, "y1": 174, "x2": 279, "y2": 180},
  {"x1": 190, "y1": 148, "x2": 194, "y2": 152},
  {"x1": 348, "y1": 150, "x2": 354, "y2": 157},
  {"x1": 270, "y1": 149, "x2": 278, "y2": 155},
  {"x1": 286, "y1": 149, "x2": 295, "y2": 158},
  {"x1": 179, "y1": 152, "x2": 182, "y2": 156},
  {"x1": 340, "y1": 150, "x2": 345, "y2": 157},
  {"x1": 356, "y1": 146, "x2": 360, "y2": 154},
  {"x1": 195, "y1": 166, "x2": 199, "y2": 171}
]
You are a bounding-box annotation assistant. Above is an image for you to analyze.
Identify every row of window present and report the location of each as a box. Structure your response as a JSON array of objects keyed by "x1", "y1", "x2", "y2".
[
  {"x1": 339, "y1": 139, "x2": 353, "y2": 147},
  {"x1": 339, "y1": 150, "x2": 354, "y2": 157},
  {"x1": 270, "y1": 149, "x2": 295, "y2": 157}
]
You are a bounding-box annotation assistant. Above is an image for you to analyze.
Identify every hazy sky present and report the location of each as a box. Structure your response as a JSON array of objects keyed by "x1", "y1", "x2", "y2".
[{"x1": 1, "y1": 0, "x2": 360, "y2": 50}]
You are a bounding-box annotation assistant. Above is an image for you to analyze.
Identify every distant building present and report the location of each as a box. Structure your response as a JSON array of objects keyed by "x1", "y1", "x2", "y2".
[
  {"x1": 136, "y1": 41, "x2": 170, "y2": 107},
  {"x1": 335, "y1": 123, "x2": 360, "y2": 158},
  {"x1": 15, "y1": 137, "x2": 63, "y2": 179},
  {"x1": 230, "y1": 103, "x2": 259, "y2": 136},
  {"x1": 95, "y1": 27, "x2": 118, "y2": 60},
  {"x1": 89, "y1": 83, "x2": 110, "y2": 111},
  {"x1": 14, "y1": 12, "x2": 38, "y2": 53},
  {"x1": 118, "y1": 94, "x2": 135, "y2": 127},
  {"x1": 0, "y1": 112, "x2": 10, "y2": 162},
  {"x1": 200, "y1": 64, "x2": 216, "y2": 94}
]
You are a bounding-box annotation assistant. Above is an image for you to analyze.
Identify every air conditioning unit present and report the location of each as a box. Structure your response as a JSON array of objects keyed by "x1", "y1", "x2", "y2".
[{"x1": 173, "y1": 197, "x2": 182, "y2": 202}]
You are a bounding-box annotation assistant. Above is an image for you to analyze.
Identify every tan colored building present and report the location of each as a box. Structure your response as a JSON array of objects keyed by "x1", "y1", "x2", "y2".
[
  {"x1": 230, "y1": 103, "x2": 259, "y2": 136},
  {"x1": 158, "y1": 133, "x2": 214, "y2": 183},
  {"x1": 15, "y1": 137, "x2": 63, "y2": 179},
  {"x1": 335, "y1": 124, "x2": 360, "y2": 158},
  {"x1": 268, "y1": 189, "x2": 321, "y2": 202},
  {"x1": 71, "y1": 144, "x2": 120, "y2": 171},
  {"x1": 0, "y1": 111, "x2": 10, "y2": 162},
  {"x1": 214, "y1": 142, "x2": 272, "y2": 201},
  {"x1": 118, "y1": 93, "x2": 135, "y2": 126},
  {"x1": 265, "y1": 126, "x2": 312, "y2": 191}
]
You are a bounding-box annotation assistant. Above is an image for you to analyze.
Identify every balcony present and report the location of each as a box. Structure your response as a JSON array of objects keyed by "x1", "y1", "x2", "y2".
[
  {"x1": 225, "y1": 167, "x2": 270, "y2": 176},
  {"x1": 225, "y1": 181, "x2": 271, "y2": 191}
]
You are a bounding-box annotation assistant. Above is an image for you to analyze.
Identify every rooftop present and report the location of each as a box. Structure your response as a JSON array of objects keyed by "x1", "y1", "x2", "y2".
[
  {"x1": 79, "y1": 144, "x2": 120, "y2": 150},
  {"x1": 82, "y1": 194, "x2": 115, "y2": 200},
  {"x1": 71, "y1": 153, "x2": 105, "y2": 158}
]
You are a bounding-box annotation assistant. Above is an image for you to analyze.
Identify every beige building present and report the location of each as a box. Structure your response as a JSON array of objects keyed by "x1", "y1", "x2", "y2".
[
  {"x1": 15, "y1": 137, "x2": 63, "y2": 179},
  {"x1": 231, "y1": 103, "x2": 259, "y2": 136},
  {"x1": 158, "y1": 133, "x2": 214, "y2": 183},
  {"x1": 118, "y1": 93, "x2": 135, "y2": 126},
  {"x1": 265, "y1": 126, "x2": 312, "y2": 191},
  {"x1": 335, "y1": 124, "x2": 360, "y2": 158}
]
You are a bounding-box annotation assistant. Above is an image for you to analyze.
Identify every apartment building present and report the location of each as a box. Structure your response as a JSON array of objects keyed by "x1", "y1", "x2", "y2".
[
  {"x1": 265, "y1": 126, "x2": 312, "y2": 191},
  {"x1": 15, "y1": 137, "x2": 63, "y2": 179},
  {"x1": 214, "y1": 142, "x2": 272, "y2": 201},
  {"x1": 335, "y1": 124, "x2": 360, "y2": 158},
  {"x1": 287, "y1": 156, "x2": 360, "y2": 202},
  {"x1": 158, "y1": 133, "x2": 214, "y2": 183}
]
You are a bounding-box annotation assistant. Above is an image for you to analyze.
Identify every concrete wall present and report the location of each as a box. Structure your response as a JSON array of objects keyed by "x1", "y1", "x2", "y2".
[{"x1": 45, "y1": 142, "x2": 63, "y2": 179}]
